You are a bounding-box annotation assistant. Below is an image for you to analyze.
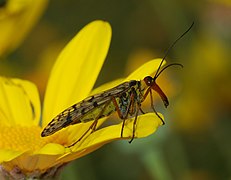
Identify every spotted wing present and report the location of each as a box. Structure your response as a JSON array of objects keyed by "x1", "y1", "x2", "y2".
[{"x1": 41, "y1": 81, "x2": 135, "y2": 137}]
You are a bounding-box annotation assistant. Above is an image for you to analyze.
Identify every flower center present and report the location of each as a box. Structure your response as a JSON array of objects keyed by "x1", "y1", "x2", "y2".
[{"x1": 0, "y1": 125, "x2": 55, "y2": 152}]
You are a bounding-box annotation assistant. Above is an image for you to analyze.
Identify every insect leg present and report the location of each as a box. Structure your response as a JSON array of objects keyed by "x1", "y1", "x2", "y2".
[
  {"x1": 135, "y1": 84, "x2": 146, "y2": 114},
  {"x1": 67, "y1": 119, "x2": 98, "y2": 148},
  {"x1": 142, "y1": 86, "x2": 151, "y2": 101},
  {"x1": 117, "y1": 90, "x2": 138, "y2": 139},
  {"x1": 112, "y1": 94, "x2": 136, "y2": 138},
  {"x1": 111, "y1": 96, "x2": 131, "y2": 138},
  {"x1": 129, "y1": 101, "x2": 140, "y2": 143},
  {"x1": 67, "y1": 100, "x2": 112, "y2": 148},
  {"x1": 139, "y1": 106, "x2": 145, "y2": 114},
  {"x1": 120, "y1": 97, "x2": 134, "y2": 138},
  {"x1": 149, "y1": 89, "x2": 165, "y2": 125},
  {"x1": 90, "y1": 100, "x2": 110, "y2": 132},
  {"x1": 111, "y1": 96, "x2": 125, "y2": 119}
]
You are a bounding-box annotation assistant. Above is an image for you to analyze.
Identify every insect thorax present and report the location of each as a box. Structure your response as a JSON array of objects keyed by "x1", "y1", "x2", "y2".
[{"x1": 116, "y1": 80, "x2": 145, "y2": 117}]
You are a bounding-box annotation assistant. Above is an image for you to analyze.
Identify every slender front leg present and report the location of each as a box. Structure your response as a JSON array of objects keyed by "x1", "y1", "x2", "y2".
[{"x1": 149, "y1": 89, "x2": 165, "y2": 125}]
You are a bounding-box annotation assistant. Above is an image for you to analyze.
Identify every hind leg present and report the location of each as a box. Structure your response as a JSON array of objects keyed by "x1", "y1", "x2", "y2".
[{"x1": 67, "y1": 100, "x2": 111, "y2": 148}]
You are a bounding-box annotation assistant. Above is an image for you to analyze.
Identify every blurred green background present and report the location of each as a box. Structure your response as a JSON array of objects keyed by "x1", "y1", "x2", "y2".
[{"x1": 1, "y1": 0, "x2": 231, "y2": 179}]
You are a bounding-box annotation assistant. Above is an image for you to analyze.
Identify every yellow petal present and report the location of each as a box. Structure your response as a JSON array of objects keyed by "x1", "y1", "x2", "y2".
[
  {"x1": 0, "y1": 0, "x2": 48, "y2": 56},
  {"x1": 43, "y1": 20, "x2": 112, "y2": 125},
  {"x1": 34, "y1": 143, "x2": 65, "y2": 155},
  {"x1": 76, "y1": 113, "x2": 163, "y2": 149},
  {"x1": 57, "y1": 113, "x2": 163, "y2": 163},
  {"x1": 125, "y1": 58, "x2": 165, "y2": 81},
  {"x1": 90, "y1": 58, "x2": 165, "y2": 95},
  {"x1": 90, "y1": 78, "x2": 124, "y2": 95},
  {"x1": 0, "y1": 149, "x2": 24, "y2": 163},
  {"x1": 0, "y1": 77, "x2": 40, "y2": 126},
  {"x1": 57, "y1": 144, "x2": 104, "y2": 164}
]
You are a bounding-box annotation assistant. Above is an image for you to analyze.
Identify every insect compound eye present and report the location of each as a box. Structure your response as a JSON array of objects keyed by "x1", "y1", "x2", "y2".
[{"x1": 144, "y1": 76, "x2": 153, "y2": 86}]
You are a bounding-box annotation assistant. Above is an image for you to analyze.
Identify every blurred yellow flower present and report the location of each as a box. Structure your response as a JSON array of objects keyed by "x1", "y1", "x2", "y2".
[
  {"x1": 173, "y1": 34, "x2": 231, "y2": 132},
  {"x1": 0, "y1": 0, "x2": 48, "y2": 56},
  {"x1": 0, "y1": 20, "x2": 162, "y2": 179}
]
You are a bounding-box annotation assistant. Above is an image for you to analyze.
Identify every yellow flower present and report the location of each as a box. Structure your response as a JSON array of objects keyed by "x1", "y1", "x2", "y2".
[
  {"x1": 0, "y1": 0, "x2": 48, "y2": 56},
  {"x1": 0, "y1": 20, "x2": 163, "y2": 179}
]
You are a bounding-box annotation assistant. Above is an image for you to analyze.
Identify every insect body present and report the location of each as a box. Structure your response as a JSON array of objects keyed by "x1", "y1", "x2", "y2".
[
  {"x1": 41, "y1": 81, "x2": 141, "y2": 137},
  {"x1": 41, "y1": 74, "x2": 172, "y2": 146},
  {"x1": 41, "y1": 22, "x2": 193, "y2": 146}
]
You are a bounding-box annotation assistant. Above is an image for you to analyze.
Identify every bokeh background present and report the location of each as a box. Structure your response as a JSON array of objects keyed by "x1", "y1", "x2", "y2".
[{"x1": 1, "y1": 0, "x2": 231, "y2": 179}]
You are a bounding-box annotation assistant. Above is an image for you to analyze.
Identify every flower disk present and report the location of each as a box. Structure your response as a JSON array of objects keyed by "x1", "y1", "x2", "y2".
[{"x1": 0, "y1": 125, "x2": 53, "y2": 152}]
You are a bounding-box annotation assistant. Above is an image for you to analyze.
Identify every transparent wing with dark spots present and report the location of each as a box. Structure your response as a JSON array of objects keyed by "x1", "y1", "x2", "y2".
[{"x1": 41, "y1": 81, "x2": 135, "y2": 137}]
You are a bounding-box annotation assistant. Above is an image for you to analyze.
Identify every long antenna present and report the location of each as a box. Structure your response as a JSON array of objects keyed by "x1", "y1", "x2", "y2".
[
  {"x1": 155, "y1": 63, "x2": 183, "y2": 78},
  {"x1": 154, "y1": 22, "x2": 194, "y2": 79}
]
